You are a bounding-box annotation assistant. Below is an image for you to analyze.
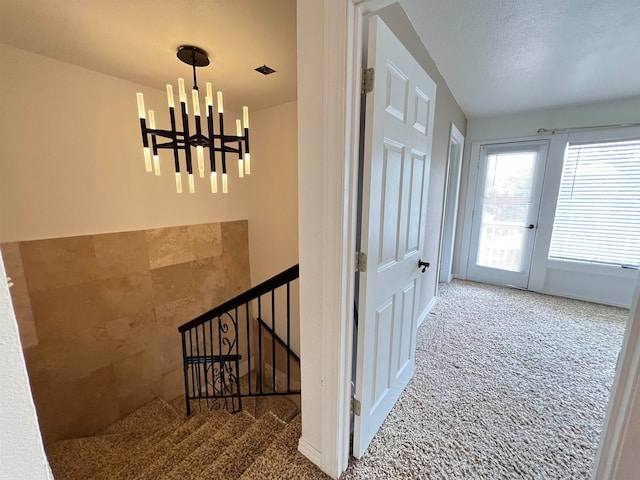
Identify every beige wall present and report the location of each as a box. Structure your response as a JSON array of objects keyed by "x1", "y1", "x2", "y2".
[
  {"x1": 247, "y1": 100, "x2": 300, "y2": 353},
  {"x1": 248, "y1": 101, "x2": 299, "y2": 284},
  {"x1": 1, "y1": 221, "x2": 250, "y2": 444},
  {"x1": 378, "y1": 4, "x2": 467, "y2": 314},
  {"x1": 0, "y1": 43, "x2": 250, "y2": 243}
]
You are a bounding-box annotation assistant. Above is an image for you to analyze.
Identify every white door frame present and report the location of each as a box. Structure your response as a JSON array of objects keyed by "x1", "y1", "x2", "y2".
[
  {"x1": 438, "y1": 123, "x2": 465, "y2": 284},
  {"x1": 296, "y1": 0, "x2": 397, "y2": 478},
  {"x1": 298, "y1": 0, "x2": 640, "y2": 477}
]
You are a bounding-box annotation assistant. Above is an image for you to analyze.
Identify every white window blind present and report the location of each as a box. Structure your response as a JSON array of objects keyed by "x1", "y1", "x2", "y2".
[{"x1": 549, "y1": 139, "x2": 640, "y2": 268}]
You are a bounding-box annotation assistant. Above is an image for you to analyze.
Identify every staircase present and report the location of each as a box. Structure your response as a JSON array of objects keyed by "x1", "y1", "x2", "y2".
[
  {"x1": 47, "y1": 266, "x2": 317, "y2": 479},
  {"x1": 47, "y1": 395, "x2": 328, "y2": 479}
]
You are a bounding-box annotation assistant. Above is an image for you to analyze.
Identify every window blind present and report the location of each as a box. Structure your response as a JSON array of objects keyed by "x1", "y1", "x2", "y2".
[{"x1": 549, "y1": 139, "x2": 640, "y2": 268}]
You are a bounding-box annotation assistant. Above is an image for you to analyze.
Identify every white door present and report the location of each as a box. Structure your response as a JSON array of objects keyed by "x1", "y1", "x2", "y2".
[
  {"x1": 353, "y1": 15, "x2": 436, "y2": 458},
  {"x1": 467, "y1": 140, "x2": 549, "y2": 288}
]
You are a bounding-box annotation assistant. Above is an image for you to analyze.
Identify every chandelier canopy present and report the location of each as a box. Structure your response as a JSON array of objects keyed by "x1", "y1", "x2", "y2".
[{"x1": 136, "y1": 45, "x2": 251, "y2": 194}]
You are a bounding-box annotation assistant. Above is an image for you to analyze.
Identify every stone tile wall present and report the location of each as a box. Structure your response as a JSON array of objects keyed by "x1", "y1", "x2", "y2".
[{"x1": 0, "y1": 220, "x2": 250, "y2": 444}]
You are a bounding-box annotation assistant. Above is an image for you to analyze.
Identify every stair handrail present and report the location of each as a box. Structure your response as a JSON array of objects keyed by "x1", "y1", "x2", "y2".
[{"x1": 178, "y1": 264, "x2": 299, "y2": 333}]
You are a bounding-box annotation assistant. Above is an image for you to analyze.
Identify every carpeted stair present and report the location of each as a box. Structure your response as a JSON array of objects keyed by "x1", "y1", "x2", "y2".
[{"x1": 46, "y1": 395, "x2": 328, "y2": 480}]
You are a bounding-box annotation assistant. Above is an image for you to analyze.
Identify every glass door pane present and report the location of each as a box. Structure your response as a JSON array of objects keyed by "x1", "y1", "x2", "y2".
[{"x1": 476, "y1": 151, "x2": 537, "y2": 272}]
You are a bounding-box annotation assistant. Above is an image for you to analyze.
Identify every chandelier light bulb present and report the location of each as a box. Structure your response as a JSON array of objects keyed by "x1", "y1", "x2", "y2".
[
  {"x1": 210, "y1": 171, "x2": 218, "y2": 193},
  {"x1": 178, "y1": 78, "x2": 186, "y2": 103},
  {"x1": 206, "y1": 83, "x2": 213, "y2": 107},
  {"x1": 238, "y1": 159, "x2": 244, "y2": 178},
  {"x1": 166, "y1": 85, "x2": 175, "y2": 108},
  {"x1": 245, "y1": 153, "x2": 251, "y2": 175},
  {"x1": 192, "y1": 89, "x2": 201, "y2": 117},
  {"x1": 243, "y1": 106, "x2": 249, "y2": 129},
  {"x1": 143, "y1": 147, "x2": 152, "y2": 172},
  {"x1": 148, "y1": 110, "x2": 156, "y2": 129},
  {"x1": 175, "y1": 172, "x2": 183, "y2": 193},
  {"x1": 136, "y1": 93, "x2": 146, "y2": 119},
  {"x1": 188, "y1": 173, "x2": 195, "y2": 193},
  {"x1": 197, "y1": 146, "x2": 205, "y2": 177},
  {"x1": 222, "y1": 172, "x2": 228, "y2": 193},
  {"x1": 217, "y1": 91, "x2": 224, "y2": 114},
  {"x1": 153, "y1": 155, "x2": 161, "y2": 176}
]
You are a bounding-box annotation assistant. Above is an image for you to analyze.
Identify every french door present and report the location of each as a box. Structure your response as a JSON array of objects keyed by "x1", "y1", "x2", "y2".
[{"x1": 467, "y1": 140, "x2": 549, "y2": 288}]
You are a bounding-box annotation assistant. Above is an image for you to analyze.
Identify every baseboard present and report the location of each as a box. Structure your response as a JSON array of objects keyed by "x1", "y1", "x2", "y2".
[
  {"x1": 298, "y1": 437, "x2": 322, "y2": 466},
  {"x1": 417, "y1": 296, "x2": 438, "y2": 327}
]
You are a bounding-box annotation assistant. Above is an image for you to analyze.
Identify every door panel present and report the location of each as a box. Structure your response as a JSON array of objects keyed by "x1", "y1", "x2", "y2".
[
  {"x1": 379, "y1": 140, "x2": 404, "y2": 267},
  {"x1": 467, "y1": 141, "x2": 548, "y2": 288},
  {"x1": 353, "y1": 15, "x2": 436, "y2": 458}
]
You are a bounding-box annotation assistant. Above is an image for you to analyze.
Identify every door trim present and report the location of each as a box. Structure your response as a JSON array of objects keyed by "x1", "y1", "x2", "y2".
[
  {"x1": 297, "y1": 0, "x2": 397, "y2": 477},
  {"x1": 437, "y1": 123, "x2": 465, "y2": 284},
  {"x1": 459, "y1": 136, "x2": 549, "y2": 282},
  {"x1": 466, "y1": 139, "x2": 549, "y2": 288}
]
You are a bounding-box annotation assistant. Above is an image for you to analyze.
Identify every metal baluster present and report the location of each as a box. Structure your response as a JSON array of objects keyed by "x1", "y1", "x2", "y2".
[
  {"x1": 181, "y1": 331, "x2": 191, "y2": 415},
  {"x1": 287, "y1": 281, "x2": 291, "y2": 393},
  {"x1": 245, "y1": 301, "x2": 251, "y2": 396},
  {"x1": 217, "y1": 315, "x2": 224, "y2": 399},
  {"x1": 202, "y1": 322, "x2": 209, "y2": 405},
  {"x1": 208, "y1": 318, "x2": 214, "y2": 407},
  {"x1": 271, "y1": 289, "x2": 276, "y2": 392},
  {"x1": 189, "y1": 330, "x2": 196, "y2": 404},
  {"x1": 234, "y1": 306, "x2": 242, "y2": 412},
  {"x1": 258, "y1": 296, "x2": 263, "y2": 395},
  {"x1": 195, "y1": 325, "x2": 201, "y2": 410}
]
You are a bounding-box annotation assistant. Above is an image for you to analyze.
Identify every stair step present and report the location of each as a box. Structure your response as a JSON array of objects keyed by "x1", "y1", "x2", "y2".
[
  {"x1": 136, "y1": 410, "x2": 252, "y2": 480},
  {"x1": 240, "y1": 416, "x2": 329, "y2": 479},
  {"x1": 112, "y1": 411, "x2": 216, "y2": 480},
  {"x1": 197, "y1": 412, "x2": 286, "y2": 480},
  {"x1": 173, "y1": 391, "x2": 299, "y2": 424},
  {"x1": 254, "y1": 395, "x2": 299, "y2": 422},
  {"x1": 47, "y1": 431, "x2": 146, "y2": 480},
  {"x1": 100, "y1": 397, "x2": 179, "y2": 435}
]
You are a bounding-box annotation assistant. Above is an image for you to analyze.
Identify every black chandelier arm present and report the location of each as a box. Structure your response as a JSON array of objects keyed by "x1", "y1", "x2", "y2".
[
  {"x1": 207, "y1": 105, "x2": 216, "y2": 173},
  {"x1": 153, "y1": 139, "x2": 243, "y2": 157},
  {"x1": 244, "y1": 127, "x2": 250, "y2": 155},
  {"x1": 139, "y1": 118, "x2": 149, "y2": 148},
  {"x1": 218, "y1": 112, "x2": 227, "y2": 174},
  {"x1": 169, "y1": 106, "x2": 180, "y2": 173},
  {"x1": 180, "y1": 102, "x2": 193, "y2": 174}
]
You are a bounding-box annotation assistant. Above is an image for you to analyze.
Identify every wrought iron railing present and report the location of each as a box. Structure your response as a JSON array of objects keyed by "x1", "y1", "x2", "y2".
[{"x1": 178, "y1": 265, "x2": 300, "y2": 415}]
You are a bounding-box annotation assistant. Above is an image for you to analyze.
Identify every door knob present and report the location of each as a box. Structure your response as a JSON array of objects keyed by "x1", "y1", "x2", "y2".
[
  {"x1": 418, "y1": 260, "x2": 430, "y2": 273},
  {"x1": 527, "y1": 224, "x2": 536, "y2": 229}
]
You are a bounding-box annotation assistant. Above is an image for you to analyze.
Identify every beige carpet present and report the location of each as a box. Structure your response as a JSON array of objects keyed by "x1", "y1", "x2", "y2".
[
  {"x1": 342, "y1": 280, "x2": 627, "y2": 479},
  {"x1": 46, "y1": 395, "x2": 318, "y2": 480},
  {"x1": 46, "y1": 281, "x2": 627, "y2": 479}
]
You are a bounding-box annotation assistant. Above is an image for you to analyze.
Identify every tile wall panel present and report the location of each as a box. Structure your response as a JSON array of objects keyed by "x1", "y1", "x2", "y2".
[{"x1": 0, "y1": 220, "x2": 250, "y2": 444}]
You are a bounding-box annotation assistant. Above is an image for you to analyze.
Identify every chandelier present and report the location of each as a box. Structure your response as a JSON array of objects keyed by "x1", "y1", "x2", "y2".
[{"x1": 136, "y1": 45, "x2": 250, "y2": 194}]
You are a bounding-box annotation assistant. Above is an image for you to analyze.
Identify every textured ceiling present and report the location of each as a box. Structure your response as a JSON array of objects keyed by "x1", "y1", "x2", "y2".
[
  {"x1": 0, "y1": 0, "x2": 297, "y2": 113},
  {"x1": 400, "y1": 0, "x2": 640, "y2": 117},
  {"x1": 2, "y1": 1, "x2": 639, "y2": 118}
]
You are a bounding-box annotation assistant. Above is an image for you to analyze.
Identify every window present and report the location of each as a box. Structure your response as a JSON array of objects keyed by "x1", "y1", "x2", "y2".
[{"x1": 549, "y1": 139, "x2": 640, "y2": 267}]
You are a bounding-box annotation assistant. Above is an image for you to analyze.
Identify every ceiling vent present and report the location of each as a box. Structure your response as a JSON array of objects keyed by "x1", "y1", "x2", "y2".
[{"x1": 255, "y1": 65, "x2": 276, "y2": 75}]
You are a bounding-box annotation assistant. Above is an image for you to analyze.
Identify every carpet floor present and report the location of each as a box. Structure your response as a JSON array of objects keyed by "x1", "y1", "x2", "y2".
[
  {"x1": 342, "y1": 280, "x2": 628, "y2": 479},
  {"x1": 46, "y1": 281, "x2": 628, "y2": 479}
]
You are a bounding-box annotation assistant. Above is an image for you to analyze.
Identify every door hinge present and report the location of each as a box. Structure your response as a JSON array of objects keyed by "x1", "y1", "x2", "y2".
[
  {"x1": 351, "y1": 397, "x2": 361, "y2": 416},
  {"x1": 356, "y1": 252, "x2": 367, "y2": 272},
  {"x1": 362, "y1": 67, "x2": 374, "y2": 94}
]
